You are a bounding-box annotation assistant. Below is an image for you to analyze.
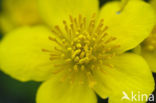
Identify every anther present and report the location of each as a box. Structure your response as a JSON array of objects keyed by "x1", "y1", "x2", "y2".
[
  {"x1": 63, "y1": 20, "x2": 69, "y2": 34},
  {"x1": 72, "y1": 49, "x2": 81, "y2": 59},
  {"x1": 74, "y1": 56, "x2": 80, "y2": 62},
  {"x1": 80, "y1": 51, "x2": 85, "y2": 59},
  {"x1": 48, "y1": 36, "x2": 63, "y2": 46},
  {"x1": 67, "y1": 47, "x2": 72, "y2": 51},
  {"x1": 55, "y1": 25, "x2": 63, "y2": 35},
  {"x1": 42, "y1": 49, "x2": 51, "y2": 52},
  {"x1": 76, "y1": 43, "x2": 82, "y2": 48},
  {"x1": 105, "y1": 37, "x2": 117, "y2": 44},
  {"x1": 79, "y1": 57, "x2": 89, "y2": 64}
]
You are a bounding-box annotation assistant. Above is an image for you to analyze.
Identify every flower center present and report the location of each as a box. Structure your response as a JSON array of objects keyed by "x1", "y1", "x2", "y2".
[
  {"x1": 42, "y1": 14, "x2": 119, "y2": 86},
  {"x1": 142, "y1": 27, "x2": 156, "y2": 51}
]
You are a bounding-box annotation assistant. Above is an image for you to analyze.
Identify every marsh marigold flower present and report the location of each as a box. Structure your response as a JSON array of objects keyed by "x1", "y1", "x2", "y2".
[
  {"x1": 0, "y1": 0, "x2": 155, "y2": 103},
  {"x1": 0, "y1": 0, "x2": 41, "y2": 33},
  {"x1": 139, "y1": 0, "x2": 156, "y2": 73}
]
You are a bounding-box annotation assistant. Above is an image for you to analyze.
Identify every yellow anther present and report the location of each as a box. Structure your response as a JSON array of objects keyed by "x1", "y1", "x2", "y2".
[
  {"x1": 79, "y1": 57, "x2": 89, "y2": 64},
  {"x1": 92, "y1": 38, "x2": 96, "y2": 41},
  {"x1": 72, "y1": 49, "x2": 81, "y2": 59},
  {"x1": 84, "y1": 45, "x2": 89, "y2": 51},
  {"x1": 74, "y1": 56, "x2": 80, "y2": 62},
  {"x1": 78, "y1": 35, "x2": 85, "y2": 40},
  {"x1": 74, "y1": 37, "x2": 80, "y2": 43},
  {"x1": 75, "y1": 31, "x2": 80, "y2": 35},
  {"x1": 86, "y1": 34, "x2": 91, "y2": 39},
  {"x1": 105, "y1": 63, "x2": 114, "y2": 68},
  {"x1": 80, "y1": 51, "x2": 85, "y2": 59},
  {"x1": 49, "y1": 36, "x2": 63, "y2": 47},
  {"x1": 105, "y1": 37, "x2": 116, "y2": 44},
  {"x1": 71, "y1": 41, "x2": 74, "y2": 45},
  {"x1": 67, "y1": 47, "x2": 72, "y2": 51},
  {"x1": 86, "y1": 51, "x2": 91, "y2": 57},
  {"x1": 76, "y1": 43, "x2": 82, "y2": 48}
]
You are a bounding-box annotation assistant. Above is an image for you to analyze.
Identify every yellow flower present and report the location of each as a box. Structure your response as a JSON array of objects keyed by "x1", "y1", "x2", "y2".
[
  {"x1": 139, "y1": 0, "x2": 156, "y2": 72},
  {"x1": 0, "y1": 0, "x2": 41, "y2": 33},
  {"x1": 0, "y1": 0, "x2": 155, "y2": 103}
]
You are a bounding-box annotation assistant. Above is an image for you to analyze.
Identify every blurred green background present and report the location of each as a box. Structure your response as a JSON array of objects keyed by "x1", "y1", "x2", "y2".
[{"x1": 0, "y1": 0, "x2": 155, "y2": 103}]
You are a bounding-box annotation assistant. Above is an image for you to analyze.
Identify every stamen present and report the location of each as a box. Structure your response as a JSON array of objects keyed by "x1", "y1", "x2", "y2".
[
  {"x1": 72, "y1": 49, "x2": 81, "y2": 59},
  {"x1": 63, "y1": 20, "x2": 69, "y2": 34},
  {"x1": 95, "y1": 19, "x2": 104, "y2": 33},
  {"x1": 105, "y1": 37, "x2": 117, "y2": 44},
  {"x1": 48, "y1": 36, "x2": 62, "y2": 46},
  {"x1": 52, "y1": 68, "x2": 66, "y2": 74},
  {"x1": 55, "y1": 26, "x2": 64, "y2": 35},
  {"x1": 54, "y1": 47, "x2": 64, "y2": 53},
  {"x1": 42, "y1": 14, "x2": 120, "y2": 87},
  {"x1": 105, "y1": 63, "x2": 114, "y2": 68},
  {"x1": 41, "y1": 49, "x2": 52, "y2": 52}
]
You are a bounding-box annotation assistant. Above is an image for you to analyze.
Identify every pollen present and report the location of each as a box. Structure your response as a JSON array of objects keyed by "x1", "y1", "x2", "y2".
[{"x1": 42, "y1": 14, "x2": 120, "y2": 86}]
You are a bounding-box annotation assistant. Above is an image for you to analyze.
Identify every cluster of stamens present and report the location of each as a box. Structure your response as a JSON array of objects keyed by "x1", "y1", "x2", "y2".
[
  {"x1": 142, "y1": 27, "x2": 156, "y2": 51},
  {"x1": 42, "y1": 14, "x2": 120, "y2": 86}
]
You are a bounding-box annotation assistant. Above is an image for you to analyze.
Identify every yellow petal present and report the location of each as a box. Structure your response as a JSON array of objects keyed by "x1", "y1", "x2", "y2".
[
  {"x1": 93, "y1": 53, "x2": 154, "y2": 102},
  {"x1": 2, "y1": 0, "x2": 41, "y2": 26},
  {"x1": 142, "y1": 50, "x2": 156, "y2": 73},
  {"x1": 38, "y1": 0, "x2": 99, "y2": 27},
  {"x1": 36, "y1": 77, "x2": 97, "y2": 103},
  {"x1": 0, "y1": 26, "x2": 57, "y2": 82},
  {"x1": 99, "y1": 0, "x2": 155, "y2": 53}
]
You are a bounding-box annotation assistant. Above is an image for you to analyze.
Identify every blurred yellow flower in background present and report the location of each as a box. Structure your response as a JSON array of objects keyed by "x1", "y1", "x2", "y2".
[
  {"x1": 0, "y1": 0, "x2": 41, "y2": 34},
  {"x1": 0, "y1": 0, "x2": 155, "y2": 103},
  {"x1": 138, "y1": 0, "x2": 156, "y2": 72}
]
